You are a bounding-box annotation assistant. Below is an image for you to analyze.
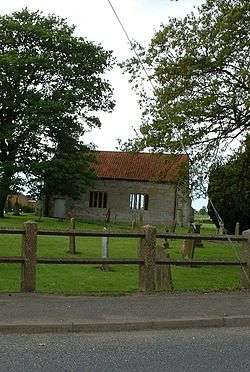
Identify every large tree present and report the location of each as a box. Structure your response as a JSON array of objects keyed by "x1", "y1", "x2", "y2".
[
  {"x1": 0, "y1": 9, "x2": 114, "y2": 217},
  {"x1": 123, "y1": 0, "x2": 250, "y2": 193},
  {"x1": 27, "y1": 136, "x2": 96, "y2": 217},
  {"x1": 207, "y1": 136, "x2": 250, "y2": 233}
]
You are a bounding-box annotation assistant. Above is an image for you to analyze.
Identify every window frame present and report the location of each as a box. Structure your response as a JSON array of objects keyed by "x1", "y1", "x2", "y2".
[
  {"x1": 89, "y1": 191, "x2": 107, "y2": 209},
  {"x1": 129, "y1": 193, "x2": 149, "y2": 211}
]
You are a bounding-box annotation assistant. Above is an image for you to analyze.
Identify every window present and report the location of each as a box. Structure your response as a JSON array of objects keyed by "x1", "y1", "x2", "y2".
[
  {"x1": 89, "y1": 191, "x2": 107, "y2": 208},
  {"x1": 129, "y1": 193, "x2": 149, "y2": 210}
]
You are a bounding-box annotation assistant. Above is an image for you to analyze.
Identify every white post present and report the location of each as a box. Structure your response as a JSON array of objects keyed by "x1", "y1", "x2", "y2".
[
  {"x1": 235, "y1": 222, "x2": 240, "y2": 236},
  {"x1": 219, "y1": 222, "x2": 224, "y2": 235},
  {"x1": 102, "y1": 233, "x2": 109, "y2": 259},
  {"x1": 101, "y1": 227, "x2": 110, "y2": 271}
]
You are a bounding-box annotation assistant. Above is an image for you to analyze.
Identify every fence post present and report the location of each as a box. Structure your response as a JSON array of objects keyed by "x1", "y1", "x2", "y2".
[
  {"x1": 138, "y1": 225, "x2": 156, "y2": 292},
  {"x1": 69, "y1": 218, "x2": 76, "y2": 254},
  {"x1": 155, "y1": 239, "x2": 173, "y2": 291},
  {"x1": 241, "y1": 230, "x2": 250, "y2": 289},
  {"x1": 21, "y1": 221, "x2": 37, "y2": 292},
  {"x1": 181, "y1": 224, "x2": 195, "y2": 260},
  {"x1": 235, "y1": 222, "x2": 240, "y2": 236}
]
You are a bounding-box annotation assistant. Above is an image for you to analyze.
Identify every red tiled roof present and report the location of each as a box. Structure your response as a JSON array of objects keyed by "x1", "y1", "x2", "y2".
[{"x1": 93, "y1": 151, "x2": 188, "y2": 183}]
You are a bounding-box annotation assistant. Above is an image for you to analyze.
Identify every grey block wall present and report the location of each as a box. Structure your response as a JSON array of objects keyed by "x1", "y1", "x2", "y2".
[{"x1": 51, "y1": 179, "x2": 192, "y2": 226}]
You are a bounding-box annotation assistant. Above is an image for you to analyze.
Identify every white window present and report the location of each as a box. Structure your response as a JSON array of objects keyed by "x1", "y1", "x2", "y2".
[{"x1": 129, "y1": 193, "x2": 149, "y2": 210}]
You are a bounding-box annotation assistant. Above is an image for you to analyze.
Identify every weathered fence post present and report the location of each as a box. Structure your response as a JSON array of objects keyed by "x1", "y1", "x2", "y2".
[
  {"x1": 69, "y1": 218, "x2": 76, "y2": 254},
  {"x1": 181, "y1": 239, "x2": 195, "y2": 260},
  {"x1": 155, "y1": 239, "x2": 173, "y2": 291},
  {"x1": 181, "y1": 225, "x2": 195, "y2": 260},
  {"x1": 241, "y1": 230, "x2": 250, "y2": 289},
  {"x1": 21, "y1": 221, "x2": 37, "y2": 292},
  {"x1": 138, "y1": 225, "x2": 156, "y2": 292}
]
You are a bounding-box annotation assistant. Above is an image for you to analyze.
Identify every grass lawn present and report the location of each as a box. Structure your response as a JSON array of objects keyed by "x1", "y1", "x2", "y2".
[{"x1": 0, "y1": 214, "x2": 243, "y2": 295}]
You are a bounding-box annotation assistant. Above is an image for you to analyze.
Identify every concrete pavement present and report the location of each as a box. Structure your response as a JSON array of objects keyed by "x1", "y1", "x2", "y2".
[{"x1": 0, "y1": 291, "x2": 250, "y2": 333}]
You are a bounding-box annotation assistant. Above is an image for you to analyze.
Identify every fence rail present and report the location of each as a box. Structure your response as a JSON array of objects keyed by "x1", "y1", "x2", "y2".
[
  {"x1": 0, "y1": 222, "x2": 249, "y2": 293},
  {"x1": 0, "y1": 227, "x2": 247, "y2": 241},
  {"x1": 0, "y1": 257, "x2": 246, "y2": 266}
]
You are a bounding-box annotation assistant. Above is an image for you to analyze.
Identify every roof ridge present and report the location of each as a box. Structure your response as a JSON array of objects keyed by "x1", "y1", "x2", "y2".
[{"x1": 94, "y1": 150, "x2": 187, "y2": 157}]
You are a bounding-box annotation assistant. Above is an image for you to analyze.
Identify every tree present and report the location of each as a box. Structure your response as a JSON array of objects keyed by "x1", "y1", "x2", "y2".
[
  {"x1": 28, "y1": 136, "x2": 96, "y2": 216},
  {"x1": 207, "y1": 136, "x2": 250, "y2": 233},
  {"x1": 198, "y1": 206, "x2": 208, "y2": 215},
  {"x1": 0, "y1": 9, "x2": 114, "y2": 217},
  {"x1": 123, "y1": 0, "x2": 250, "y2": 193}
]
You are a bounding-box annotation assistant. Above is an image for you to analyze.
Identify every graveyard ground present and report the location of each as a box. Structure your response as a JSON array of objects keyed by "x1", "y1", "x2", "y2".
[{"x1": 0, "y1": 214, "x2": 241, "y2": 294}]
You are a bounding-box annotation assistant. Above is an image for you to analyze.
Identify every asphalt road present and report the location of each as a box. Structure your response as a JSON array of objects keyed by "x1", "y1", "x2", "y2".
[{"x1": 0, "y1": 327, "x2": 249, "y2": 372}]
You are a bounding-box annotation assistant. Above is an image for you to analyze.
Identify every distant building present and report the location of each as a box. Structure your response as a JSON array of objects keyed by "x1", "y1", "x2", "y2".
[
  {"x1": 47, "y1": 151, "x2": 193, "y2": 226},
  {"x1": 6, "y1": 194, "x2": 36, "y2": 212}
]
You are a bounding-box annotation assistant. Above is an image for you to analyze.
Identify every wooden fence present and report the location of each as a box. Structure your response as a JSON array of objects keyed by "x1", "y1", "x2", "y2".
[{"x1": 0, "y1": 221, "x2": 249, "y2": 293}]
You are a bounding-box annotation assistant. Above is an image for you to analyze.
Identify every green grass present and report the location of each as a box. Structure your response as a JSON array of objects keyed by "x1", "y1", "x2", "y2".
[{"x1": 0, "y1": 213, "x2": 243, "y2": 294}]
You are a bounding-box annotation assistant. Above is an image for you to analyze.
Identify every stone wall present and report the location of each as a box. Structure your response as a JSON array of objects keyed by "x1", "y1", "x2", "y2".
[{"x1": 49, "y1": 179, "x2": 193, "y2": 226}]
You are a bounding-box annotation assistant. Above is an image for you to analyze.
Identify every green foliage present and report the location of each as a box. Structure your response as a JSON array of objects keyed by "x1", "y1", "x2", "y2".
[
  {"x1": 44, "y1": 147, "x2": 96, "y2": 199},
  {"x1": 123, "y1": 0, "x2": 250, "y2": 193},
  {"x1": 21, "y1": 205, "x2": 34, "y2": 213},
  {"x1": 208, "y1": 136, "x2": 250, "y2": 233},
  {"x1": 28, "y1": 138, "x2": 97, "y2": 201},
  {"x1": 199, "y1": 206, "x2": 208, "y2": 215},
  {"x1": 0, "y1": 9, "x2": 114, "y2": 216}
]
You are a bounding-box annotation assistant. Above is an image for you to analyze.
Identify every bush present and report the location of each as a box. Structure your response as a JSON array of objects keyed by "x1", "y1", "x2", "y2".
[
  {"x1": 22, "y1": 205, "x2": 35, "y2": 213},
  {"x1": 207, "y1": 137, "x2": 250, "y2": 234}
]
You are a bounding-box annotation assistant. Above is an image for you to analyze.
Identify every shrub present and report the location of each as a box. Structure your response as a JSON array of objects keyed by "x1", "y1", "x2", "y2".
[{"x1": 207, "y1": 137, "x2": 250, "y2": 234}]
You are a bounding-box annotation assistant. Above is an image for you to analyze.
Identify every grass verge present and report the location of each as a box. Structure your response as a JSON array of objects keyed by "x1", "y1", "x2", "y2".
[{"x1": 0, "y1": 213, "x2": 242, "y2": 294}]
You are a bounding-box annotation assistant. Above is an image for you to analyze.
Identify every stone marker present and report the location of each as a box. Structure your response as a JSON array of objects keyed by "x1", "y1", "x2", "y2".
[{"x1": 101, "y1": 227, "x2": 110, "y2": 271}]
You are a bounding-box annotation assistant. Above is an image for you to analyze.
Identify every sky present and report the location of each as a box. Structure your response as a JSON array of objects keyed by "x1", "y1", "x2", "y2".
[{"x1": 1, "y1": 0, "x2": 206, "y2": 209}]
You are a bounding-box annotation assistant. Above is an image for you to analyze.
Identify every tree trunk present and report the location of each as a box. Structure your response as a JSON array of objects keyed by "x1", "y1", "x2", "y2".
[
  {"x1": 0, "y1": 172, "x2": 14, "y2": 218},
  {"x1": 43, "y1": 190, "x2": 50, "y2": 217},
  {"x1": 0, "y1": 191, "x2": 8, "y2": 218},
  {"x1": 0, "y1": 139, "x2": 16, "y2": 217}
]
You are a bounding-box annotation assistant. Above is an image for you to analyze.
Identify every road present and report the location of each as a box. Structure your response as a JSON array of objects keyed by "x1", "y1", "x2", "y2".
[{"x1": 0, "y1": 327, "x2": 249, "y2": 371}]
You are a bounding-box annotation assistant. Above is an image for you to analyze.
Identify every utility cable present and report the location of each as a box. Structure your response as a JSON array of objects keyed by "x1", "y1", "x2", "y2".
[
  {"x1": 106, "y1": 0, "x2": 193, "y2": 213},
  {"x1": 209, "y1": 198, "x2": 224, "y2": 225},
  {"x1": 208, "y1": 198, "x2": 250, "y2": 284},
  {"x1": 106, "y1": 0, "x2": 155, "y2": 91}
]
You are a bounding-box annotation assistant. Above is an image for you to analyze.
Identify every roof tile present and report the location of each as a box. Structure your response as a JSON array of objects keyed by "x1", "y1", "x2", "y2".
[{"x1": 93, "y1": 151, "x2": 188, "y2": 183}]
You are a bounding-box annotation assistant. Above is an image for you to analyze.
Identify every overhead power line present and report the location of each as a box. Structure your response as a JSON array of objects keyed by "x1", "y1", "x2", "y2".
[
  {"x1": 106, "y1": 0, "x2": 155, "y2": 91},
  {"x1": 208, "y1": 198, "x2": 250, "y2": 284},
  {"x1": 106, "y1": 0, "x2": 191, "y2": 163}
]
